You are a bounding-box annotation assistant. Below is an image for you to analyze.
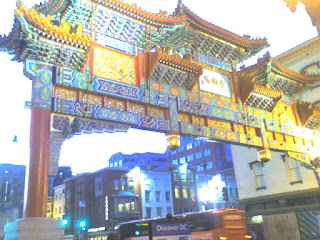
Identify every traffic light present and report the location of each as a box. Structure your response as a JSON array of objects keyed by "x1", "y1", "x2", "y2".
[
  {"x1": 222, "y1": 187, "x2": 229, "y2": 202},
  {"x1": 134, "y1": 223, "x2": 141, "y2": 236},
  {"x1": 61, "y1": 217, "x2": 70, "y2": 227},
  {"x1": 77, "y1": 219, "x2": 88, "y2": 230}
]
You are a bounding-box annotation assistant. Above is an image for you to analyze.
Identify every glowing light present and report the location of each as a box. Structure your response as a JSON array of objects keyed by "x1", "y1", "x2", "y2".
[{"x1": 198, "y1": 174, "x2": 225, "y2": 203}]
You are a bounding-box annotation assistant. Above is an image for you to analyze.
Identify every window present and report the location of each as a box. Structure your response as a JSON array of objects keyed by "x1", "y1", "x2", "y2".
[
  {"x1": 166, "y1": 207, "x2": 172, "y2": 214},
  {"x1": 154, "y1": 178, "x2": 160, "y2": 186},
  {"x1": 218, "y1": 160, "x2": 223, "y2": 168},
  {"x1": 145, "y1": 178, "x2": 151, "y2": 185},
  {"x1": 115, "y1": 179, "x2": 119, "y2": 190},
  {"x1": 173, "y1": 170, "x2": 179, "y2": 181},
  {"x1": 157, "y1": 207, "x2": 162, "y2": 217},
  {"x1": 285, "y1": 156, "x2": 302, "y2": 184},
  {"x1": 119, "y1": 159, "x2": 123, "y2": 168},
  {"x1": 195, "y1": 140, "x2": 200, "y2": 147},
  {"x1": 129, "y1": 178, "x2": 134, "y2": 191},
  {"x1": 229, "y1": 187, "x2": 233, "y2": 198},
  {"x1": 180, "y1": 157, "x2": 186, "y2": 164},
  {"x1": 174, "y1": 187, "x2": 180, "y2": 198},
  {"x1": 109, "y1": 163, "x2": 114, "y2": 167},
  {"x1": 121, "y1": 178, "x2": 127, "y2": 190},
  {"x1": 197, "y1": 164, "x2": 204, "y2": 171},
  {"x1": 181, "y1": 172, "x2": 186, "y2": 182},
  {"x1": 189, "y1": 188, "x2": 195, "y2": 198},
  {"x1": 146, "y1": 207, "x2": 151, "y2": 218},
  {"x1": 115, "y1": 162, "x2": 118, "y2": 167},
  {"x1": 187, "y1": 155, "x2": 194, "y2": 162},
  {"x1": 95, "y1": 177, "x2": 103, "y2": 196},
  {"x1": 55, "y1": 194, "x2": 58, "y2": 201},
  {"x1": 182, "y1": 188, "x2": 188, "y2": 198},
  {"x1": 250, "y1": 161, "x2": 266, "y2": 190},
  {"x1": 145, "y1": 190, "x2": 151, "y2": 201},
  {"x1": 206, "y1": 161, "x2": 213, "y2": 169},
  {"x1": 165, "y1": 191, "x2": 170, "y2": 201},
  {"x1": 55, "y1": 207, "x2": 57, "y2": 215},
  {"x1": 186, "y1": 142, "x2": 193, "y2": 150},
  {"x1": 172, "y1": 159, "x2": 178, "y2": 165},
  {"x1": 216, "y1": 147, "x2": 221, "y2": 155},
  {"x1": 156, "y1": 191, "x2": 161, "y2": 201},
  {"x1": 196, "y1": 152, "x2": 202, "y2": 159},
  {"x1": 117, "y1": 199, "x2": 124, "y2": 213},
  {"x1": 204, "y1": 149, "x2": 211, "y2": 157},
  {"x1": 98, "y1": 198, "x2": 104, "y2": 215},
  {"x1": 188, "y1": 171, "x2": 194, "y2": 182},
  {"x1": 59, "y1": 193, "x2": 62, "y2": 200},
  {"x1": 59, "y1": 206, "x2": 62, "y2": 214}
]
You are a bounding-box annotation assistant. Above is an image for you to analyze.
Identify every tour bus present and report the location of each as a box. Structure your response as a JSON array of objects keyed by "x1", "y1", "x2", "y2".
[{"x1": 119, "y1": 208, "x2": 252, "y2": 240}]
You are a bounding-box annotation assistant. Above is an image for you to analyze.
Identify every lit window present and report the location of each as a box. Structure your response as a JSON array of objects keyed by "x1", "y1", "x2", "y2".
[
  {"x1": 172, "y1": 159, "x2": 178, "y2": 165},
  {"x1": 115, "y1": 162, "x2": 118, "y2": 167},
  {"x1": 125, "y1": 203, "x2": 130, "y2": 212},
  {"x1": 121, "y1": 178, "x2": 127, "y2": 190},
  {"x1": 186, "y1": 143, "x2": 193, "y2": 150},
  {"x1": 190, "y1": 188, "x2": 195, "y2": 198},
  {"x1": 197, "y1": 164, "x2": 204, "y2": 171},
  {"x1": 174, "y1": 187, "x2": 180, "y2": 198},
  {"x1": 119, "y1": 159, "x2": 123, "y2": 168},
  {"x1": 250, "y1": 161, "x2": 266, "y2": 190},
  {"x1": 109, "y1": 163, "x2": 114, "y2": 167},
  {"x1": 157, "y1": 207, "x2": 162, "y2": 217},
  {"x1": 114, "y1": 179, "x2": 119, "y2": 190},
  {"x1": 131, "y1": 201, "x2": 135, "y2": 211},
  {"x1": 182, "y1": 188, "x2": 188, "y2": 198},
  {"x1": 180, "y1": 157, "x2": 186, "y2": 164},
  {"x1": 284, "y1": 156, "x2": 302, "y2": 184}
]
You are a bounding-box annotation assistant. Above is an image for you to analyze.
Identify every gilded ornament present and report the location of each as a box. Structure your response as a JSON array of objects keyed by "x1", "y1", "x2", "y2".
[{"x1": 202, "y1": 95, "x2": 211, "y2": 104}]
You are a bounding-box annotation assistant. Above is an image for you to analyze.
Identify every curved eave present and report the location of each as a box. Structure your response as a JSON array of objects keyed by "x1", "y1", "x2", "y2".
[
  {"x1": 272, "y1": 60, "x2": 320, "y2": 84},
  {"x1": 34, "y1": 0, "x2": 69, "y2": 16},
  {"x1": 92, "y1": 0, "x2": 185, "y2": 28},
  {"x1": 174, "y1": 3, "x2": 268, "y2": 52},
  {"x1": 16, "y1": 5, "x2": 91, "y2": 48}
]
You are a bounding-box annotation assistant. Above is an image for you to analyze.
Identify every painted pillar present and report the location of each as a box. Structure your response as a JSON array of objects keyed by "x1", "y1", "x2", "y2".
[{"x1": 24, "y1": 63, "x2": 53, "y2": 218}]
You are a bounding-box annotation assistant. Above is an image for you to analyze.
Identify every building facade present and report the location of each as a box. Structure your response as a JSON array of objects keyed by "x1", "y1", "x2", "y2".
[
  {"x1": 0, "y1": 164, "x2": 25, "y2": 239},
  {"x1": 166, "y1": 137, "x2": 238, "y2": 213},
  {"x1": 108, "y1": 152, "x2": 167, "y2": 170},
  {"x1": 64, "y1": 168, "x2": 140, "y2": 239},
  {"x1": 138, "y1": 170, "x2": 174, "y2": 219},
  {"x1": 53, "y1": 183, "x2": 66, "y2": 220}
]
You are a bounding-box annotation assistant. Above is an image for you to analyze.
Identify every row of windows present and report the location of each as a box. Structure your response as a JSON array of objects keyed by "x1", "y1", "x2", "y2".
[
  {"x1": 145, "y1": 190, "x2": 171, "y2": 202},
  {"x1": 54, "y1": 192, "x2": 64, "y2": 201},
  {"x1": 109, "y1": 159, "x2": 123, "y2": 168},
  {"x1": 173, "y1": 170, "x2": 194, "y2": 182},
  {"x1": 174, "y1": 187, "x2": 195, "y2": 199},
  {"x1": 145, "y1": 206, "x2": 172, "y2": 218},
  {"x1": 250, "y1": 157, "x2": 302, "y2": 190}
]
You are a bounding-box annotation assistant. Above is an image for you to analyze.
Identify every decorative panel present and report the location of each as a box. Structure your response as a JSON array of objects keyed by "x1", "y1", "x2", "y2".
[
  {"x1": 191, "y1": 115, "x2": 206, "y2": 126},
  {"x1": 128, "y1": 102, "x2": 146, "y2": 115},
  {"x1": 233, "y1": 124, "x2": 245, "y2": 134},
  {"x1": 148, "y1": 106, "x2": 165, "y2": 119},
  {"x1": 178, "y1": 113, "x2": 191, "y2": 123},
  {"x1": 93, "y1": 46, "x2": 137, "y2": 85},
  {"x1": 199, "y1": 68, "x2": 231, "y2": 98},
  {"x1": 104, "y1": 96, "x2": 125, "y2": 111},
  {"x1": 274, "y1": 132, "x2": 284, "y2": 142},
  {"x1": 273, "y1": 101, "x2": 297, "y2": 126},
  {"x1": 246, "y1": 126, "x2": 256, "y2": 136},
  {"x1": 208, "y1": 119, "x2": 232, "y2": 131}
]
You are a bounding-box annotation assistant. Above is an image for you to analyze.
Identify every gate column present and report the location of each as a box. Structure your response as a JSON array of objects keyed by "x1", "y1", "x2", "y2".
[{"x1": 4, "y1": 62, "x2": 64, "y2": 240}]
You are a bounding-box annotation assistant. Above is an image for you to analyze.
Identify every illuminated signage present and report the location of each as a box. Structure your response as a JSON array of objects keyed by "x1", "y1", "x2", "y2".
[{"x1": 199, "y1": 69, "x2": 231, "y2": 98}]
